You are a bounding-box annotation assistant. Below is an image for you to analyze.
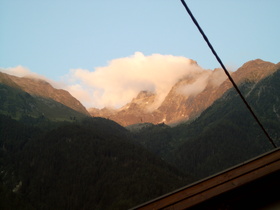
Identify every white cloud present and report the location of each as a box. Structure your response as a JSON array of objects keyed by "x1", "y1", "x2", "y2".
[
  {"x1": 66, "y1": 84, "x2": 94, "y2": 108},
  {"x1": 0, "y1": 65, "x2": 37, "y2": 77},
  {"x1": 208, "y1": 68, "x2": 229, "y2": 87},
  {"x1": 176, "y1": 68, "x2": 229, "y2": 97},
  {"x1": 66, "y1": 52, "x2": 204, "y2": 109},
  {"x1": 176, "y1": 71, "x2": 211, "y2": 96}
]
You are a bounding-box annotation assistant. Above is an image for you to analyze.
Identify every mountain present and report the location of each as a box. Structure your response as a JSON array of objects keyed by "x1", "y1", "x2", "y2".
[
  {"x1": 88, "y1": 91, "x2": 162, "y2": 126},
  {"x1": 0, "y1": 115, "x2": 192, "y2": 210},
  {"x1": 89, "y1": 59, "x2": 280, "y2": 126},
  {"x1": 171, "y1": 67, "x2": 280, "y2": 179},
  {"x1": 0, "y1": 72, "x2": 89, "y2": 115},
  {"x1": 131, "y1": 65, "x2": 280, "y2": 180},
  {"x1": 0, "y1": 72, "x2": 89, "y2": 121},
  {"x1": 1, "y1": 59, "x2": 279, "y2": 209}
]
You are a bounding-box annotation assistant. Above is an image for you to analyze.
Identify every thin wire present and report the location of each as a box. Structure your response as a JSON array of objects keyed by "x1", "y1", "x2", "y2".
[{"x1": 180, "y1": 0, "x2": 277, "y2": 148}]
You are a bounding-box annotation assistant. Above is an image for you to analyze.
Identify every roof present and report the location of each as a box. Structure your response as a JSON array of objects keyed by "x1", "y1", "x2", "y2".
[{"x1": 132, "y1": 147, "x2": 280, "y2": 209}]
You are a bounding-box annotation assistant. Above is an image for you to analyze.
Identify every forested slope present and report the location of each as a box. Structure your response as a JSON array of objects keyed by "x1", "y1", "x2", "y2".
[{"x1": 0, "y1": 115, "x2": 192, "y2": 210}]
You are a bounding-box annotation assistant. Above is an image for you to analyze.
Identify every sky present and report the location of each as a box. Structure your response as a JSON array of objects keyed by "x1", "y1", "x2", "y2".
[{"x1": 1, "y1": 0, "x2": 279, "y2": 108}]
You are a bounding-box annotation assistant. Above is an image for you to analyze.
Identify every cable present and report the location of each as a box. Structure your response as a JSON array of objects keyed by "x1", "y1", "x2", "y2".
[{"x1": 180, "y1": 0, "x2": 277, "y2": 148}]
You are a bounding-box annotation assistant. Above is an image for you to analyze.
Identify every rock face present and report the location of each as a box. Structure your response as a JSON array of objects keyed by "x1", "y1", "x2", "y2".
[
  {"x1": 88, "y1": 91, "x2": 162, "y2": 126},
  {"x1": 0, "y1": 72, "x2": 90, "y2": 116},
  {"x1": 88, "y1": 59, "x2": 280, "y2": 126}
]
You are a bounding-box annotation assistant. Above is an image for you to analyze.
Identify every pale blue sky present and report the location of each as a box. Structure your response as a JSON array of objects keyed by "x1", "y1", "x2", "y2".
[{"x1": 1, "y1": 0, "x2": 279, "y2": 81}]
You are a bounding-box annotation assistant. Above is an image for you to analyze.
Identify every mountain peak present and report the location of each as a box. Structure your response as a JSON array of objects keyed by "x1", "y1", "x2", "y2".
[
  {"x1": 131, "y1": 90, "x2": 156, "y2": 104},
  {"x1": 232, "y1": 59, "x2": 278, "y2": 83},
  {"x1": 242, "y1": 59, "x2": 274, "y2": 68},
  {"x1": 135, "y1": 90, "x2": 154, "y2": 99}
]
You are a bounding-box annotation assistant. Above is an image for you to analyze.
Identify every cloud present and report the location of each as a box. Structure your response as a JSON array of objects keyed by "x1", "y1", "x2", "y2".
[
  {"x1": 0, "y1": 65, "x2": 38, "y2": 77},
  {"x1": 66, "y1": 84, "x2": 95, "y2": 107},
  {"x1": 66, "y1": 52, "x2": 205, "y2": 109},
  {"x1": 176, "y1": 71, "x2": 212, "y2": 96},
  {"x1": 176, "y1": 68, "x2": 229, "y2": 97},
  {"x1": 208, "y1": 68, "x2": 229, "y2": 87}
]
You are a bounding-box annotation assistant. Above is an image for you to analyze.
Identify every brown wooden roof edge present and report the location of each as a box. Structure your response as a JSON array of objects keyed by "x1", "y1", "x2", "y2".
[{"x1": 131, "y1": 147, "x2": 280, "y2": 210}]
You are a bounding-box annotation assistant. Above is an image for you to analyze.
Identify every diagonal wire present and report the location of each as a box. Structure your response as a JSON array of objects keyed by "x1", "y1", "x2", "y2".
[{"x1": 180, "y1": 0, "x2": 276, "y2": 148}]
